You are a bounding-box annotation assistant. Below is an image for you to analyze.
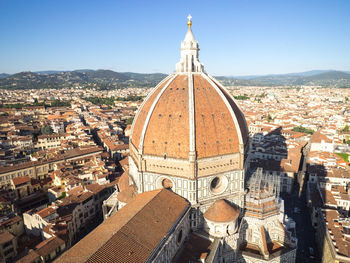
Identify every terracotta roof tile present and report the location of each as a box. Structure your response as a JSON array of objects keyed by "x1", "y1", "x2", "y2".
[
  {"x1": 118, "y1": 185, "x2": 137, "y2": 204},
  {"x1": 204, "y1": 199, "x2": 239, "y2": 222},
  {"x1": 143, "y1": 75, "x2": 189, "y2": 158},
  {"x1": 12, "y1": 175, "x2": 31, "y2": 186},
  {"x1": 193, "y1": 75, "x2": 239, "y2": 158},
  {"x1": 131, "y1": 73, "x2": 247, "y2": 160},
  {"x1": 56, "y1": 189, "x2": 190, "y2": 263},
  {"x1": 131, "y1": 78, "x2": 169, "y2": 149},
  {"x1": 0, "y1": 231, "x2": 14, "y2": 245},
  {"x1": 35, "y1": 236, "x2": 65, "y2": 257},
  {"x1": 16, "y1": 250, "x2": 40, "y2": 263}
]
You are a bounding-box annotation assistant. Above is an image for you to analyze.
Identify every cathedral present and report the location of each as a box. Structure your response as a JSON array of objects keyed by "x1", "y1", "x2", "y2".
[{"x1": 57, "y1": 16, "x2": 297, "y2": 263}]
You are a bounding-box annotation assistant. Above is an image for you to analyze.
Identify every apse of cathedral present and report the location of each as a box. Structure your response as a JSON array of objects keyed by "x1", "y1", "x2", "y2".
[{"x1": 57, "y1": 16, "x2": 297, "y2": 263}]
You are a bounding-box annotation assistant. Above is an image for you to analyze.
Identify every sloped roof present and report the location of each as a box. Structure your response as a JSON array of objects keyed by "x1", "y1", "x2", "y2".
[
  {"x1": 0, "y1": 230, "x2": 14, "y2": 245},
  {"x1": 56, "y1": 189, "x2": 190, "y2": 263},
  {"x1": 35, "y1": 236, "x2": 65, "y2": 257},
  {"x1": 12, "y1": 175, "x2": 31, "y2": 186}
]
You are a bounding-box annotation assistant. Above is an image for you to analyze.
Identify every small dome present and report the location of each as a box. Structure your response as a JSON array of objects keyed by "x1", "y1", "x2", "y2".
[{"x1": 204, "y1": 199, "x2": 239, "y2": 223}]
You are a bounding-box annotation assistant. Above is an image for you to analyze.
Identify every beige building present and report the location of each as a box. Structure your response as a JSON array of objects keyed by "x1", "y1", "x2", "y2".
[
  {"x1": 35, "y1": 134, "x2": 66, "y2": 150},
  {"x1": 315, "y1": 208, "x2": 350, "y2": 263},
  {"x1": 0, "y1": 146, "x2": 103, "y2": 189},
  {"x1": 16, "y1": 236, "x2": 66, "y2": 263},
  {"x1": 0, "y1": 231, "x2": 17, "y2": 262},
  {"x1": 0, "y1": 216, "x2": 24, "y2": 238}
]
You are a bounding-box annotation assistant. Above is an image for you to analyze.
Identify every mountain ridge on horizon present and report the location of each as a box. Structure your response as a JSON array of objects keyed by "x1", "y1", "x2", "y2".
[
  {"x1": 1, "y1": 69, "x2": 350, "y2": 89},
  {"x1": 1, "y1": 68, "x2": 350, "y2": 78}
]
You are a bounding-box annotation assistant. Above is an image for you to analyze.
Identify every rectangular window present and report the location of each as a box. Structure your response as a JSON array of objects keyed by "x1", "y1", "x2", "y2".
[
  {"x1": 4, "y1": 247, "x2": 14, "y2": 256},
  {"x1": 3, "y1": 241, "x2": 12, "y2": 249}
]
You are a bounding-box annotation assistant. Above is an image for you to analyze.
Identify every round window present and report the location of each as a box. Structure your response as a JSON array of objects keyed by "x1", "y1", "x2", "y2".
[
  {"x1": 210, "y1": 175, "x2": 228, "y2": 195},
  {"x1": 162, "y1": 178, "x2": 173, "y2": 189}
]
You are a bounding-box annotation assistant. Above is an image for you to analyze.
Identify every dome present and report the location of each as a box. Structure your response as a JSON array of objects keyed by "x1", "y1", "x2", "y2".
[
  {"x1": 203, "y1": 199, "x2": 239, "y2": 223},
  {"x1": 129, "y1": 16, "x2": 248, "y2": 180},
  {"x1": 131, "y1": 74, "x2": 248, "y2": 159}
]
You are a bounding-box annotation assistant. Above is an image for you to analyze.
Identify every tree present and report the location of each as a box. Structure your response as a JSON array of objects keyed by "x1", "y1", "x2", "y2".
[
  {"x1": 342, "y1": 125, "x2": 350, "y2": 132},
  {"x1": 266, "y1": 113, "x2": 273, "y2": 122},
  {"x1": 126, "y1": 117, "x2": 134, "y2": 125},
  {"x1": 292, "y1": 126, "x2": 314, "y2": 135},
  {"x1": 234, "y1": 95, "x2": 249, "y2": 100},
  {"x1": 41, "y1": 125, "x2": 53, "y2": 135}
]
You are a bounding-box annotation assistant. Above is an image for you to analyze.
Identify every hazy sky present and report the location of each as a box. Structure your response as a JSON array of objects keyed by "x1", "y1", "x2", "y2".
[{"x1": 1, "y1": 0, "x2": 349, "y2": 75}]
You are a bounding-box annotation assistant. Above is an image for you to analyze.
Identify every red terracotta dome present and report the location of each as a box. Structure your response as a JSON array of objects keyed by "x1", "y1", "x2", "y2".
[
  {"x1": 131, "y1": 73, "x2": 248, "y2": 160},
  {"x1": 204, "y1": 199, "x2": 240, "y2": 223},
  {"x1": 129, "y1": 17, "x2": 248, "y2": 180}
]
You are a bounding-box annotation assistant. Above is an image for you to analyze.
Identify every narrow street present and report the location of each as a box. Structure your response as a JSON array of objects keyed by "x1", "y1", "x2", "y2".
[
  {"x1": 282, "y1": 141, "x2": 321, "y2": 262},
  {"x1": 283, "y1": 190, "x2": 320, "y2": 262}
]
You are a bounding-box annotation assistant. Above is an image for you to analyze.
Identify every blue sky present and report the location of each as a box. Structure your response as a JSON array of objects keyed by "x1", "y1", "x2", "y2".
[{"x1": 0, "y1": 0, "x2": 349, "y2": 75}]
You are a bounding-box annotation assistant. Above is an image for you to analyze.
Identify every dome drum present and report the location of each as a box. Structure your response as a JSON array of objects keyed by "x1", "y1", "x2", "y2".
[
  {"x1": 203, "y1": 199, "x2": 240, "y2": 237},
  {"x1": 130, "y1": 143, "x2": 244, "y2": 180}
]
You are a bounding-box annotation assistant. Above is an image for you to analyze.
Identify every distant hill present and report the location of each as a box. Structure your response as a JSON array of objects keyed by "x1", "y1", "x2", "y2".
[
  {"x1": 0, "y1": 70, "x2": 167, "y2": 90},
  {"x1": 227, "y1": 70, "x2": 333, "y2": 79},
  {"x1": 0, "y1": 73, "x2": 10, "y2": 79},
  {"x1": 1, "y1": 69, "x2": 350, "y2": 89},
  {"x1": 217, "y1": 70, "x2": 350, "y2": 87}
]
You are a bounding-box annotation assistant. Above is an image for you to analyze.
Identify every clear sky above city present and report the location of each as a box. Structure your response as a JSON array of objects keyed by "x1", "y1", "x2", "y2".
[{"x1": 1, "y1": 0, "x2": 349, "y2": 76}]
